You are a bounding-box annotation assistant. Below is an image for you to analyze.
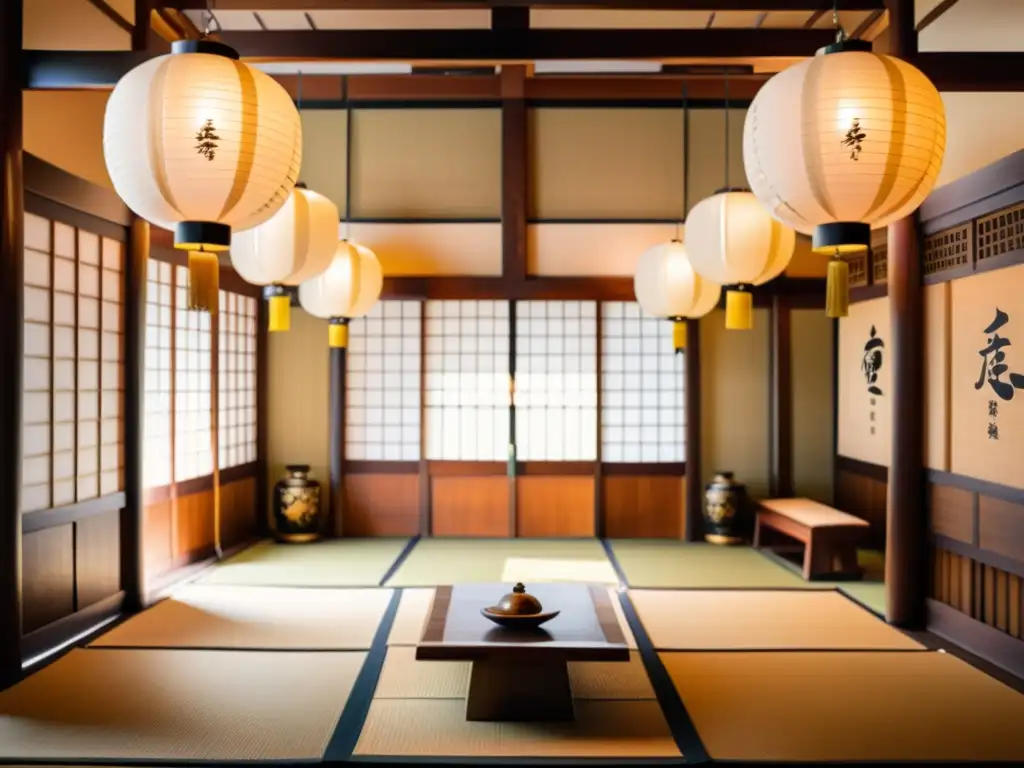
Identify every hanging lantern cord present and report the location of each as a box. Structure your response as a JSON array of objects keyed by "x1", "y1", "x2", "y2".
[
  {"x1": 343, "y1": 75, "x2": 352, "y2": 242},
  {"x1": 832, "y1": 0, "x2": 847, "y2": 43},
  {"x1": 723, "y1": 72, "x2": 730, "y2": 189},
  {"x1": 200, "y1": 0, "x2": 221, "y2": 39}
]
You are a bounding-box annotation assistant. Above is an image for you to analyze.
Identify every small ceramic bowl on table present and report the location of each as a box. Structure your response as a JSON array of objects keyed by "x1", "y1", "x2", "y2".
[{"x1": 481, "y1": 582, "x2": 560, "y2": 629}]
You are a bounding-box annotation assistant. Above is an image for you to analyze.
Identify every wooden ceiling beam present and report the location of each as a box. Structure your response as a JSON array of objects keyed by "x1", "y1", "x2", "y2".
[
  {"x1": 163, "y1": 0, "x2": 885, "y2": 10},
  {"x1": 214, "y1": 28, "x2": 836, "y2": 59},
  {"x1": 912, "y1": 52, "x2": 1024, "y2": 92}
]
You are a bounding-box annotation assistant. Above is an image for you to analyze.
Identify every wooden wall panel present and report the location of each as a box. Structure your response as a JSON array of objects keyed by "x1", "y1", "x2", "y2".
[
  {"x1": 527, "y1": 223, "x2": 676, "y2": 277},
  {"x1": 791, "y1": 309, "x2": 835, "y2": 504},
  {"x1": 173, "y1": 489, "x2": 215, "y2": 564},
  {"x1": 75, "y1": 509, "x2": 121, "y2": 609},
  {"x1": 516, "y1": 476, "x2": 595, "y2": 537},
  {"x1": 929, "y1": 483, "x2": 974, "y2": 544},
  {"x1": 931, "y1": 545, "x2": 1023, "y2": 642},
  {"x1": 143, "y1": 498, "x2": 173, "y2": 580},
  {"x1": 835, "y1": 468, "x2": 887, "y2": 549},
  {"x1": 603, "y1": 475, "x2": 685, "y2": 539},
  {"x1": 299, "y1": 109, "x2": 348, "y2": 217},
  {"x1": 349, "y1": 222, "x2": 501, "y2": 277},
  {"x1": 22, "y1": 525, "x2": 75, "y2": 634},
  {"x1": 344, "y1": 473, "x2": 421, "y2": 536},
  {"x1": 431, "y1": 476, "x2": 509, "y2": 537},
  {"x1": 221, "y1": 476, "x2": 257, "y2": 550},
  {"x1": 978, "y1": 495, "x2": 1024, "y2": 562},
  {"x1": 924, "y1": 282, "x2": 951, "y2": 471}
]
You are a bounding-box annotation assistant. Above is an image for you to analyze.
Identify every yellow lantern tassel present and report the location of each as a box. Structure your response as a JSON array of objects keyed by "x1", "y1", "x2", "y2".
[
  {"x1": 825, "y1": 254, "x2": 850, "y2": 319},
  {"x1": 268, "y1": 293, "x2": 291, "y2": 332},
  {"x1": 725, "y1": 288, "x2": 753, "y2": 331},
  {"x1": 672, "y1": 318, "x2": 686, "y2": 354},
  {"x1": 187, "y1": 250, "x2": 220, "y2": 314},
  {"x1": 329, "y1": 319, "x2": 349, "y2": 349}
]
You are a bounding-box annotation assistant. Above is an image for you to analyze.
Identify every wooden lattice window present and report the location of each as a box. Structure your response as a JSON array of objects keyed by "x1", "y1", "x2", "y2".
[
  {"x1": 976, "y1": 204, "x2": 1024, "y2": 263},
  {"x1": 174, "y1": 265, "x2": 212, "y2": 481},
  {"x1": 923, "y1": 223, "x2": 973, "y2": 275},
  {"x1": 601, "y1": 302, "x2": 685, "y2": 463},
  {"x1": 218, "y1": 290, "x2": 258, "y2": 469},
  {"x1": 424, "y1": 300, "x2": 509, "y2": 461},
  {"x1": 872, "y1": 245, "x2": 888, "y2": 284},
  {"x1": 143, "y1": 260, "x2": 173, "y2": 489},
  {"x1": 847, "y1": 252, "x2": 868, "y2": 287},
  {"x1": 21, "y1": 212, "x2": 125, "y2": 514},
  {"x1": 347, "y1": 300, "x2": 422, "y2": 461},
  {"x1": 514, "y1": 300, "x2": 598, "y2": 461}
]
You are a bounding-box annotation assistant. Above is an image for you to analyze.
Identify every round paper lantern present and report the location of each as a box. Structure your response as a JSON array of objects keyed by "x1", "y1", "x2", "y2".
[
  {"x1": 298, "y1": 241, "x2": 383, "y2": 348},
  {"x1": 633, "y1": 240, "x2": 722, "y2": 353},
  {"x1": 103, "y1": 39, "x2": 302, "y2": 312},
  {"x1": 230, "y1": 185, "x2": 339, "y2": 333},
  {"x1": 743, "y1": 39, "x2": 946, "y2": 316},
  {"x1": 684, "y1": 189, "x2": 796, "y2": 330}
]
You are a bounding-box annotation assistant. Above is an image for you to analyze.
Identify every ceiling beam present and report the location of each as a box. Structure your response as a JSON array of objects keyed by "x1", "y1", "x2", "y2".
[
  {"x1": 213, "y1": 28, "x2": 835, "y2": 59},
  {"x1": 164, "y1": 0, "x2": 885, "y2": 9},
  {"x1": 912, "y1": 53, "x2": 1024, "y2": 92},
  {"x1": 916, "y1": 0, "x2": 962, "y2": 32}
]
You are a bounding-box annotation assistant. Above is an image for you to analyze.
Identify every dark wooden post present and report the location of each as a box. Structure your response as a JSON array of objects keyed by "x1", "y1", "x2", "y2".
[
  {"x1": 329, "y1": 326, "x2": 347, "y2": 537},
  {"x1": 770, "y1": 294, "x2": 794, "y2": 498},
  {"x1": 885, "y1": 0, "x2": 927, "y2": 628},
  {"x1": 121, "y1": 218, "x2": 148, "y2": 612},
  {"x1": 684, "y1": 319, "x2": 703, "y2": 540},
  {"x1": 0, "y1": 0, "x2": 25, "y2": 688},
  {"x1": 256, "y1": 300, "x2": 270, "y2": 537}
]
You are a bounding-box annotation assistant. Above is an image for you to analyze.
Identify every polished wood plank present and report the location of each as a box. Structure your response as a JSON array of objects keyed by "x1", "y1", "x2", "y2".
[
  {"x1": 75, "y1": 509, "x2": 121, "y2": 610},
  {"x1": 22, "y1": 525, "x2": 74, "y2": 635},
  {"x1": 344, "y1": 473, "x2": 420, "y2": 536},
  {"x1": 515, "y1": 476, "x2": 594, "y2": 538},
  {"x1": 602, "y1": 475, "x2": 684, "y2": 539},
  {"x1": 431, "y1": 476, "x2": 509, "y2": 537}
]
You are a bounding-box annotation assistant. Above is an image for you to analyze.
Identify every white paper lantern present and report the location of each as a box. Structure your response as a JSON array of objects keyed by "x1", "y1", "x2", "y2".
[
  {"x1": 743, "y1": 40, "x2": 946, "y2": 254},
  {"x1": 633, "y1": 240, "x2": 721, "y2": 352},
  {"x1": 298, "y1": 241, "x2": 383, "y2": 348},
  {"x1": 230, "y1": 186, "x2": 339, "y2": 332},
  {"x1": 104, "y1": 40, "x2": 302, "y2": 253},
  {"x1": 685, "y1": 189, "x2": 795, "y2": 330}
]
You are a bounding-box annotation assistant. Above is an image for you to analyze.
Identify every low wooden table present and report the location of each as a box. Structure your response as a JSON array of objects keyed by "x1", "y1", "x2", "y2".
[
  {"x1": 416, "y1": 583, "x2": 629, "y2": 722},
  {"x1": 755, "y1": 498, "x2": 870, "y2": 581}
]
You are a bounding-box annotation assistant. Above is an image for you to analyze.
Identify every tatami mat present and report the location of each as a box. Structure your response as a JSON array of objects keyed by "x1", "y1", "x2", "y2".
[
  {"x1": 610, "y1": 540, "x2": 808, "y2": 588},
  {"x1": 197, "y1": 537, "x2": 410, "y2": 587},
  {"x1": 385, "y1": 538, "x2": 618, "y2": 587},
  {"x1": 0, "y1": 648, "x2": 365, "y2": 761},
  {"x1": 91, "y1": 585, "x2": 392, "y2": 650},
  {"x1": 353, "y1": 699, "x2": 680, "y2": 758},
  {"x1": 387, "y1": 586, "x2": 636, "y2": 648},
  {"x1": 661, "y1": 650, "x2": 1024, "y2": 762},
  {"x1": 374, "y1": 646, "x2": 655, "y2": 700},
  {"x1": 629, "y1": 589, "x2": 921, "y2": 650}
]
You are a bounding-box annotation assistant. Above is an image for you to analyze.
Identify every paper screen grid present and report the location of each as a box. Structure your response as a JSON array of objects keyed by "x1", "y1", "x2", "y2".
[
  {"x1": 174, "y1": 266, "x2": 213, "y2": 481},
  {"x1": 600, "y1": 301, "x2": 685, "y2": 463},
  {"x1": 347, "y1": 300, "x2": 422, "y2": 461},
  {"x1": 143, "y1": 260, "x2": 173, "y2": 489},
  {"x1": 514, "y1": 300, "x2": 598, "y2": 461},
  {"x1": 218, "y1": 291, "x2": 257, "y2": 468},
  {"x1": 424, "y1": 300, "x2": 510, "y2": 461}
]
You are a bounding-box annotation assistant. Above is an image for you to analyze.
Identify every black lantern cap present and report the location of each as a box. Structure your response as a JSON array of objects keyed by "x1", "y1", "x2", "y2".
[
  {"x1": 172, "y1": 39, "x2": 240, "y2": 60},
  {"x1": 713, "y1": 186, "x2": 752, "y2": 195},
  {"x1": 821, "y1": 38, "x2": 873, "y2": 56},
  {"x1": 813, "y1": 222, "x2": 871, "y2": 254},
  {"x1": 175, "y1": 221, "x2": 231, "y2": 251}
]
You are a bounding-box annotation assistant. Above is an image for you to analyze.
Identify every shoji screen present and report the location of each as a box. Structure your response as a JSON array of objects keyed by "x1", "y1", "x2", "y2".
[
  {"x1": 21, "y1": 211, "x2": 125, "y2": 513},
  {"x1": 347, "y1": 300, "x2": 421, "y2": 461},
  {"x1": 424, "y1": 300, "x2": 509, "y2": 461},
  {"x1": 600, "y1": 301, "x2": 685, "y2": 463},
  {"x1": 173, "y1": 265, "x2": 212, "y2": 482},
  {"x1": 143, "y1": 260, "x2": 173, "y2": 488},
  {"x1": 218, "y1": 290, "x2": 258, "y2": 469}
]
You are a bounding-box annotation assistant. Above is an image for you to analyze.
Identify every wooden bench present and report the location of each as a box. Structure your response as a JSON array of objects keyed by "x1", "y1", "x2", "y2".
[{"x1": 754, "y1": 498, "x2": 870, "y2": 581}]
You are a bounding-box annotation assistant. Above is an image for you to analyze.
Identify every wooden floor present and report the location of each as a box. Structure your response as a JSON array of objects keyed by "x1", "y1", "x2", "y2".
[{"x1": 2, "y1": 537, "x2": 1023, "y2": 766}]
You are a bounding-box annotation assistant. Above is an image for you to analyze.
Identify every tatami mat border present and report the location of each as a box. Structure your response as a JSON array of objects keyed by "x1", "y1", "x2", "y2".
[{"x1": 378, "y1": 538, "x2": 421, "y2": 587}]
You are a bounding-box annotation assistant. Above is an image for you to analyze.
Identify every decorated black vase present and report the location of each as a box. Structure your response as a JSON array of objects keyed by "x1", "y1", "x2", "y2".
[
  {"x1": 272, "y1": 465, "x2": 322, "y2": 543},
  {"x1": 703, "y1": 471, "x2": 746, "y2": 545}
]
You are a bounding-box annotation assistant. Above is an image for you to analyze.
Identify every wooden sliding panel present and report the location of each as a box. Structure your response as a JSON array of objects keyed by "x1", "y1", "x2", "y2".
[
  {"x1": 529, "y1": 107, "x2": 683, "y2": 220},
  {"x1": 173, "y1": 266, "x2": 213, "y2": 560},
  {"x1": 351, "y1": 108, "x2": 501, "y2": 220},
  {"x1": 217, "y1": 291, "x2": 257, "y2": 470},
  {"x1": 345, "y1": 300, "x2": 422, "y2": 536},
  {"x1": 142, "y1": 260, "x2": 173, "y2": 579},
  {"x1": 425, "y1": 300, "x2": 510, "y2": 536},
  {"x1": 220, "y1": 476, "x2": 256, "y2": 550},
  {"x1": 600, "y1": 302, "x2": 686, "y2": 538},
  {"x1": 514, "y1": 301, "x2": 597, "y2": 537}
]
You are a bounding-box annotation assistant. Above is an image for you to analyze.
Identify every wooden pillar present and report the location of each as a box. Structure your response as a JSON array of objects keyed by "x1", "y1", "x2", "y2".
[
  {"x1": 684, "y1": 319, "x2": 703, "y2": 540},
  {"x1": 121, "y1": 218, "x2": 148, "y2": 612},
  {"x1": 769, "y1": 294, "x2": 794, "y2": 498},
  {"x1": 885, "y1": 0, "x2": 927, "y2": 628},
  {"x1": 0, "y1": 0, "x2": 25, "y2": 689},
  {"x1": 500, "y1": 65, "x2": 527, "y2": 538},
  {"x1": 256, "y1": 300, "x2": 270, "y2": 537},
  {"x1": 329, "y1": 331, "x2": 347, "y2": 537}
]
